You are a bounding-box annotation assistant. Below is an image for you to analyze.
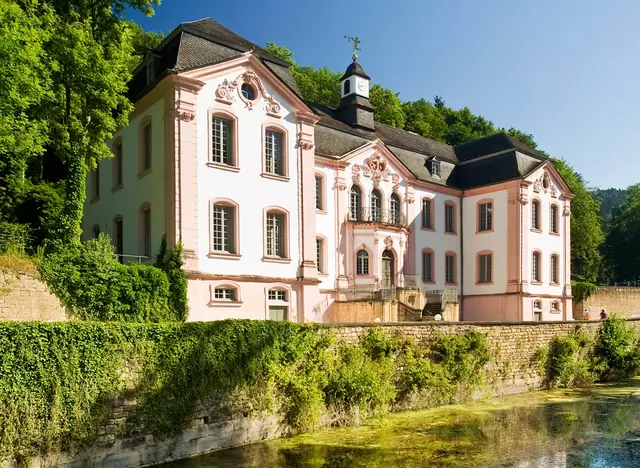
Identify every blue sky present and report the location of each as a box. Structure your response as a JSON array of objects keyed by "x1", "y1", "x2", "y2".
[{"x1": 129, "y1": 0, "x2": 640, "y2": 189}]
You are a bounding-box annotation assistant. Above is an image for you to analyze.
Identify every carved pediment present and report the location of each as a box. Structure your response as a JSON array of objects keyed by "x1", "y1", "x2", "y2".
[{"x1": 215, "y1": 71, "x2": 283, "y2": 117}]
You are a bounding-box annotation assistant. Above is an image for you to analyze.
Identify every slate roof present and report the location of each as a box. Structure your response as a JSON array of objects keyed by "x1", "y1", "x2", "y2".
[
  {"x1": 312, "y1": 102, "x2": 548, "y2": 190},
  {"x1": 128, "y1": 18, "x2": 302, "y2": 101},
  {"x1": 128, "y1": 18, "x2": 551, "y2": 191}
]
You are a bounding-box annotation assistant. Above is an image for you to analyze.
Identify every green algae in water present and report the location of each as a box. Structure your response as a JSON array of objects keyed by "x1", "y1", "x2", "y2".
[{"x1": 165, "y1": 378, "x2": 640, "y2": 467}]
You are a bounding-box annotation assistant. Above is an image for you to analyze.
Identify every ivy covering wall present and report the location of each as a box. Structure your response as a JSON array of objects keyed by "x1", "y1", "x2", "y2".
[{"x1": 0, "y1": 321, "x2": 489, "y2": 458}]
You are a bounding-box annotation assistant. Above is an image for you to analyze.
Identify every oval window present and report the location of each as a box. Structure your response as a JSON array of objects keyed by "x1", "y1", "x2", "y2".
[{"x1": 241, "y1": 83, "x2": 256, "y2": 101}]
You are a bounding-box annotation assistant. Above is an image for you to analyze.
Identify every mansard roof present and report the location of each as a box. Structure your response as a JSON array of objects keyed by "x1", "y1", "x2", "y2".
[
  {"x1": 128, "y1": 18, "x2": 303, "y2": 102},
  {"x1": 312, "y1": 102, "x2": 549, "y2": 190}
]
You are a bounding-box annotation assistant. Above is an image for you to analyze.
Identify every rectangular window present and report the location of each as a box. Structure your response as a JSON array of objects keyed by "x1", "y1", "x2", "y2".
[
  {"x1": 214, "y1": 288, "x2": 236, "y2": 301},
  {"x1": 445, "y1": 254, "x2": 455, "y2": 284},
  {"x1": 143, "y1": 208, "x2": 151, "y2": 257},
  {"x1": 550, "y1": 255, "x2": 558, "y2": 283},
  {"x1": 115, "y1": 142, "x2": 123, "y2": 186},
  {"x1": 422, "y1": 251, "x2": 433, "y2": 282},
  {"x1": 357, "y1": 251, "x2": 369, "y2": 275},
  {"x1": 479, "y1": 202, "x2": 493, "y2": 231},
  {"x1": 211, "y1": 117, "x2": 233, "y2": 165},
  {"x1": 268, "y1": 290, "x2": 286, "y2": 301},
  {"x1": 479, "y1": 254, "x2": 492, "y2": 283},
  {"x1": 115, "y1": 218, "x2": 123, "y2": 262},
  {"x1": 422, "y1": 199, "x2": 432, "y2": 229},
  {"x1": 316, "y1": 239, "x2": 324, "y2": 273},
  {"x1": 268, "y1": 305, "x2": 287, "y2": 321},
  {"x1": 266, "y1": 213, "x2": 285, "y2": 258},
  {"x1": 532, "y1": 201, "x2": 540, "y2": 230},
  {"x1": 143, "y1": 124, "x2": 152, "y2": 170},
  {"x1": 91, "y1": 166, "x2": 100, "y2": 199},
  {"x1": 445, "y1": 204, "x2": 455, "y2": 233},
  {"x1": 532, "y1": 253, "x2": 540, "y2": 282},
  {"x1": 212, "y1": 205, "x2": 235, "y2": 253},
  {"x1": 315, "y1": 175, "x2": 323, "y2": 210},
  {"x1": 265, "y1": 130, "x2": 284, "y2": 175},
  {"x1": 550, "y1": 205, "x2": 558, "y2": 233},
  {"x1": 432, "y1": 161, "x2": 441, "y2": 178}
]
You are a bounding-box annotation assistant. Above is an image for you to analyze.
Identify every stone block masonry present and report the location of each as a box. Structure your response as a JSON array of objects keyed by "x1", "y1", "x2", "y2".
[
  {"x1": 0, "y1": 270, "x2": 67, "y2": 321},
  {"x1": 573, "y1": 286, "x2": 640, "y2": 319},
  {"x1": 3, "y1": 320, "x2": 639, "y2": 468}
]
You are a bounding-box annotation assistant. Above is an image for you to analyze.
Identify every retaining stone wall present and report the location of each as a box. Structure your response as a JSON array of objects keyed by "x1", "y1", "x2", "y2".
[
  {"x1": 573, "y1": 286, "x2": 640, "y2": 319},
  {"x1": 5, "y1": 319, "x2": 640, "y2": 468},
  {"x1": 0, "y1": 270, "x2": 67, "y2": 321}
]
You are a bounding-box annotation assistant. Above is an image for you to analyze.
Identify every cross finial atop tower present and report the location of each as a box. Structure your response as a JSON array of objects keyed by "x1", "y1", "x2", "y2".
[{"x1": 344, "y1": 35, "x2": 361, "y2": 61}]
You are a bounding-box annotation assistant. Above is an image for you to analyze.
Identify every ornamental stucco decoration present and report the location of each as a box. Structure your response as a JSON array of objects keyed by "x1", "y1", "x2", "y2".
[
  {"x1": 563, "y1": 206, "x2": 571, "y2": 217},
  {"x1": 215, "y1": 71, "x2": 283, "y2": 116},
  {"x1": 297, "y1": 132, "x2": 314, "y2": 150},
  {"x1": 362, "y1": 153, "x2": 392, "y2": 183},
  {"x1": 519, "y1": 193, "x2": 529, "y2": 205},
  {"x1": 334, "y1": 177, "x2": 347, "y2": 191},
  {"x1": 384, "y1": 236, "x2": 393, "y2": 249}
]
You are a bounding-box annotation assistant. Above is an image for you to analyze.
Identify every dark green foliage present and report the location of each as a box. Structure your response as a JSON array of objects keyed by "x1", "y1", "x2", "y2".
[
  {"x1": 15, "y1": 181, "x2": 64, "y2": 248},
  {"x1": 572, "y1": 282, "x2": 597, "y2": 303},
  {"x1": 0, "y1": 222, "x2": 30, "y2": 253},
  {"x1": 38, "y1": 235, "x2": 182, "y2": 322},
  {"x1": 547, "y1": 332, "x2": 595, "y2": 388},
  {"x1": 543, "y1": 319, "x2": 640, "y2": 388},
  {"x1": 0, "y1": 322, "x2": 492, "y2": 457},
  {"x1": 592, "y1": 316, "x2": 640, "y2": 380},
  {"x1": 154, "y1": 235, "x2": 188, "y2": 321},
  {"x1": 604, "y1": 185, "x2": 640, "y2": 282}
]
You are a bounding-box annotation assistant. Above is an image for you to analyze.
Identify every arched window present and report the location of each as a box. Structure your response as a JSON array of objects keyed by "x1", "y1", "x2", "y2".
[
  {"x1": 139, "y1": 204, "x2": 152, "y2": 258},
  {"x1": 371, "y1": 189, "x2": 381, "y2": 221},
  {"x1": 389, "y1": 193, "x2": 401, "y2": 225},
  {"x1": 532, "y1": 251, "x2": 541, "y2": 283},
  {"x1": 350, "y1": 186, "x2": 362, "y2": 220},
  {"x1": 316, "y1": 237, "x2": 326, "y2": 274},
  {"x1": 343, "y1": 80, "x2": 351, "y2": 95},
  {"x1": 265, "y1": 208, "x2": 289, "y2": 259},
  {"x1": 210, "y1": 199, "x2": 239, "y2": 257},
  {"x1": 138, "y1": 117, "x2": 152, "y2": 174},
  {"x1": 444, "y1": 201, "x2": 456, "y2": 234},
  {"x1": 531, "y1": 199, "x2": 541, "y2": 230},
  {"x1": 422, "y1": 249, "x2": 434, "y2": 283},
  {"x1": 445, "y1": 251, "x2": 457, "y2": 284},
  {"x1": 213, "y1": 285, "x2": 238, "y2": 302},
  {"x1": 210, "y1": 111, "x2": 237, "y2": 167},
  {"x1": 477, "y1": 250, "x2": 493, "y2": 284},
  {"x1": 264, "y1": 126, "x2": 287, "y2": 177},
  {"x1": 113, "y1": 215, "x2": 123, "y2": 262},
  {"x1": 356, "y1": 249, "x2": 369, "y2": 275},
  {"x1": 112, "y1": 138, "x2": 123, "y2": 188},
  {"x1": 315, "y1": 173, "x2": 325, "y2": 211},
  {"x1": 550, "y1": 254, "x2": 559, "y2": 284},
  {"x1": 550, "y1": 204, "x2": 559, "y2": 234}
]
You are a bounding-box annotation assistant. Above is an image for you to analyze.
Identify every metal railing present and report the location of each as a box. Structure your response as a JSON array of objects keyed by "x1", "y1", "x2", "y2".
[
  {"x1": 347, "y1": 207, "x2": 407, "y2": 228},
  {"x1": 338, "y1": 281, "x2": 396, "y2": 301},
  {"x1": 114, "y1": 254, "x2": 150, "y2": 264},
  {"x1": 403, "y1": 274, "x2": 426, "y2": 290}
]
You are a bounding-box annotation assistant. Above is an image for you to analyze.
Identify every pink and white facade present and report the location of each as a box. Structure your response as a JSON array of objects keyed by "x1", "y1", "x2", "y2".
[{"x1": 82, "y1": 18, "x2": 573, "y2": 322}]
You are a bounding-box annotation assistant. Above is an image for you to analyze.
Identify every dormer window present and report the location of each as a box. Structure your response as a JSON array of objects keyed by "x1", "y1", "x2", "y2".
[
  {"x1": 431, "y1": 160, "x2": 441, "y2": 178},
  {"x1": 145, "y1": 61, "x2": 155, "y2": 86}
]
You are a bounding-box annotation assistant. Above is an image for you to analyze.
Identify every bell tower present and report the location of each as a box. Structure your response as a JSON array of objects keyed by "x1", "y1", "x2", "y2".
[{"x1": 336, "y1": 36, "x2": 375, "y2": 131}]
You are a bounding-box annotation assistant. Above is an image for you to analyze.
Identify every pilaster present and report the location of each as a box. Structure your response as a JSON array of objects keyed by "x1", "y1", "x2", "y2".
[{"x1": 297, "y1": 118, "x2": 318, "y2": 279}]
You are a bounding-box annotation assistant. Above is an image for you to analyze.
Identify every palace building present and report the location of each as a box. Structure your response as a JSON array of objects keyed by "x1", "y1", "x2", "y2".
[{"x1": 82, "y1": 18, "x2": 574, "y2": 322}]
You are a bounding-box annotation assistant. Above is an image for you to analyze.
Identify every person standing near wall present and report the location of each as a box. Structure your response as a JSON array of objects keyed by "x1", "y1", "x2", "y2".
[
  {"x1": 583, "y1": 309, "x2": 591, "y2": 320},
  {"x1": 600, "y1": 309, "x2": 607, "y2": 320}
]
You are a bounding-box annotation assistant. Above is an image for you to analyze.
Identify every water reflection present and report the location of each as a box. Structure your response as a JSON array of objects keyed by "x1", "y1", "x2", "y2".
[{"x1": 165, "y1": 379, "x2": 640, "y2": 468}]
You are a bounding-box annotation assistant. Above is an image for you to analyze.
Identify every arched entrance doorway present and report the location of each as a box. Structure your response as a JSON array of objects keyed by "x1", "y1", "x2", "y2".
[{"x1": 381, "y1": 249, "x2": 395, "y2": 289}]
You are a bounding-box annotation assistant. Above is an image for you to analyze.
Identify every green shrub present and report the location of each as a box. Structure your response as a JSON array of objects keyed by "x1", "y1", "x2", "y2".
[
  {"x1": 38, "y1": 234, "x2": 181, "y2": 322},
  {"x1": 592, "y1": 315, "x2": 640, "y2": 380},
  {"x1": 547, "y1": 331, "x2": 595, "y2": 388},
  {"x1": 154, "y1": 235, "x2": 188, "y2": 321},
  {"x1": 0, "y1": 222, "x2": 29, "y2": 254},
  {"x1": 572, "y1": 282, "x2": 596, "y2": 303}
]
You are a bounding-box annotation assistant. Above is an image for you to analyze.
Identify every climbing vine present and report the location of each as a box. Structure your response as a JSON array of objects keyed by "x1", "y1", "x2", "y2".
[{"x1": 0, "y1": 322, "x2": 490, "y2": 457}]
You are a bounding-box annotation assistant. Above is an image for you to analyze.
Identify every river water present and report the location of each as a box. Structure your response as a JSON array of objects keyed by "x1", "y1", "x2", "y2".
[{"x1": 166, "y1": 378, "x2": 640, "y2": 467}]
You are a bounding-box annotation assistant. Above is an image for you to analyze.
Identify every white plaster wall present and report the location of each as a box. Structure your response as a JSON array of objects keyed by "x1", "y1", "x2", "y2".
[
  {"x1": 462, "y1": 190, "x2": 509, "y2": 295},
  {"x1": 195, "y1": 65, "x2": 300, "y2": 279},
  {"x1": 411, "y1": 186, "x2": 462, "y2": 290},
  {"x1": 81, "y1": 98, "x2": 166, "y2": 263},
  {"x1": 314, "y1": 166, "x2": 337, "y2": 290},
  {"x1": 523, "y1": 164, "x2": 566, "y2": 298}
]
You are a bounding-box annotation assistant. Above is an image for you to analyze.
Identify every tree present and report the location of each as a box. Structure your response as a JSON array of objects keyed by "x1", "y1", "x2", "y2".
[
  {"x1": 369, "y1": 85, "x2": 405, "y2": 128},
  {"x1": 552, "y1": 158, "x2": 604, "y2": 282},
  {"x1": 402, "y1": 99, "x2": 447, "y2": 141},
  {"x1": 127, "y1": 21, "x2": 164, "y2": 70},
  {"x1": 604, "y1": 185, "x2": 640, "y2": 282},
  {"x1": 264, "y1": 41, "x2": 295, "y2": 64}
]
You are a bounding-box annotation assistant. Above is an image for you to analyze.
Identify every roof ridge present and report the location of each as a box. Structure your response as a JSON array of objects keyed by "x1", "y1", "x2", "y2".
[{"x1": 373, "y1": 120, "x2": 454, "y2": 150}]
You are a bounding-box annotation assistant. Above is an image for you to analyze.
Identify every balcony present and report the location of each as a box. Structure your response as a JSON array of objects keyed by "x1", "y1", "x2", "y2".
[{"x1": 348, "y1": 207, "x2": 408, "y2": 228}]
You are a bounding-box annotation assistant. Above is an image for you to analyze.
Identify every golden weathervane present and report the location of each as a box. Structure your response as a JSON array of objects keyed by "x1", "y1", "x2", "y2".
[{"x1": 344, "y1": 35, "x2": 361, "y2": 61}]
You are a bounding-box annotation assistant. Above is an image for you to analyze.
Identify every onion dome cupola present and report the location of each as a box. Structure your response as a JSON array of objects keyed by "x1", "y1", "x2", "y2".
[{"x1": 336, "y1": 37, "x2": 375, "y2": 131}]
